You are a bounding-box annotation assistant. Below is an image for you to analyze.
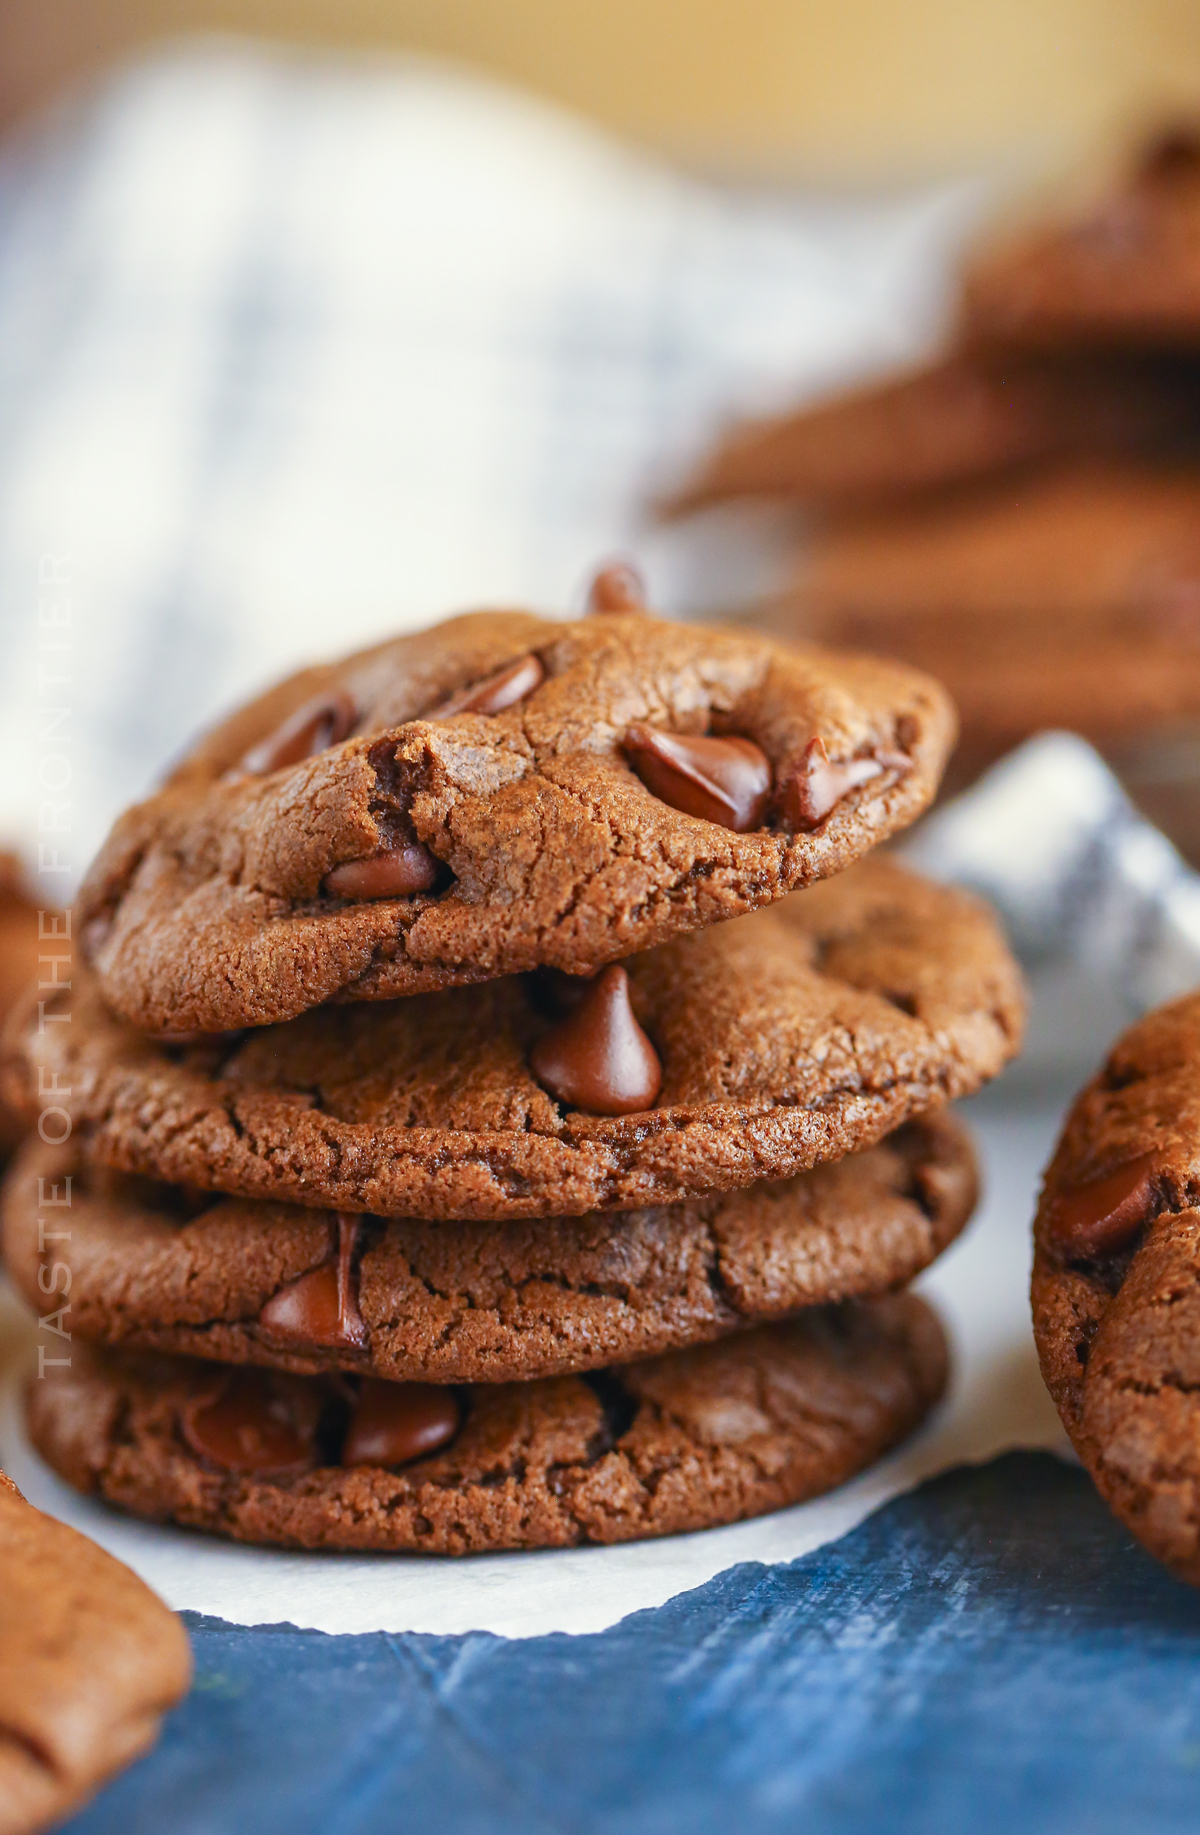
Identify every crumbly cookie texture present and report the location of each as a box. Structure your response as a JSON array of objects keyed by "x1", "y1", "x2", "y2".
[
  {"x1": 26, "y1": 1297, "x2": 947, "y2": 1554},
  {"x1": 0, "y1": 1478, "x2": 191, "y2": 1835},
  {"x1": 77, "y1": 609, "x2": 955, "y2": 1033},
  {"x1": 3, "y1": 1113, "x2": 976, "y2": 1383},
  {"x1": 11, "y1": 860, "x2": 1024, "y2": 1219},
  {"x1": 1031, "y1": 992, "x2": 1200, "y2": 1584}
]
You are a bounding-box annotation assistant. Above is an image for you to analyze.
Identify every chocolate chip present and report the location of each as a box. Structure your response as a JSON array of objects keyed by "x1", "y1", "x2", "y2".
[
  {"x1": 342, "y1": 1380, "x2": 460, "y2": 1467},
  {"x1": 622, "y1": 727, "x2": 772, "y2": 831},
  {"x1": 529, "y1": 963, "x2": 662, "y2": 1115},
  {"x1": 778, "y1": 736, "x2": 910, "y2": 832},
  {"x1": 180, "y1": 1370, "x2": 317, "y2": 1474},
  {"x1": 1046, "y1": 1153, "x2": 1164, "y2": 1257},
  {"x1": 586, "y1": 562, "x2": 646, "y2": 614},
  {"x1": 258, "y1": 1216, "x2": 368, "y2": 1351},
  {"x1": 323, "y1": 843, "x2": 440, "y2": 901},
  {"x1": 236, "y1": 690, "x2": 357, "y2": 777},
  {"x1": 428, "y1": 652, "x2": 545, "y2": 718}
]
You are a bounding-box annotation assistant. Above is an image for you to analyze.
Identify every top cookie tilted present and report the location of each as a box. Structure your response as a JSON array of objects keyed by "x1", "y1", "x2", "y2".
[{"x1": 79, "y1": 608, "x2": 956, "y2": 1033}]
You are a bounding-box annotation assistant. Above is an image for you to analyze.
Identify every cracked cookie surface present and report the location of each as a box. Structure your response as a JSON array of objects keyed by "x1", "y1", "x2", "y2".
[
  {"x1": 0, "y1": 1474, "x2": 190, "y2": 1835},
  {"x1": 12, "y1": 860, "x2": 1024, "y2": 1218},
  {"x1": 4, "y1": 1114, "x2": 976, "y2": 1382},
  {"x1": 25, "y1": 1296, "x2": 947, "y2": 1553},
  {"x1": 1032, "y1": 992, "x2": 1200, "y2": 1584},
  {"x1": 77, "y1": 609, "x2": 955, "y2": 1033}
]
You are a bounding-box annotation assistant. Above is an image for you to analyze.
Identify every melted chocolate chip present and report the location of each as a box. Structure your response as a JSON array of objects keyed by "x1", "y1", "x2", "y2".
[
  {"x1": 428, "y1": 652, "x2": 545, "y2": 718},
  {"x1": 622, "y1": 727, "x2": 772, "y2": 831},
  {"x1": 1046, "y1": 1153, "x2": 1165, "y2": 1257},
  {"x1": 258, "y1": 1216, "x2": 368, "y2": 1351},
  {"x1": 236, "y1": 691, "x2": 357, "y2": 777},
  {"x1": 342, "y1": 1380, "x2": 460, "y2": 1467},
  {"x1": 323, "y1": 843, "x2": 440, "y2": 901},
  {"x1": 778, "y1": 736, "x2": 910, "y2": 832},
  {"x1": 180, "y1": 1370, "x2": 317, "y2": 1474},
  {"x1": 529, "y1": 963, "x2": 662, "y2": 1115},
  {"x1": 586, "y1": 562, "x2": 646, "y2": 614}
]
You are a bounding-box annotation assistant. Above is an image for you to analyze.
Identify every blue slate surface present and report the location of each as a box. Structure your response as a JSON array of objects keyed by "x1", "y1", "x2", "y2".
[{"x1": 64, "y1": 1453, "x2": 1200, "y2": 1835}]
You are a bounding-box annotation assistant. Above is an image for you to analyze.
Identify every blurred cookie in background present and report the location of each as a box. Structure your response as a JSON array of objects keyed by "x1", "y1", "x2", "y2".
[
  {"x1": 665, "y1": 118, "x2": 1200, "y2": 865},
  {"x1": 964, "y1": 125, "x2": 1200, "y2": 351},
  {"x1": 0, "y1": 857, "x2": 39, "y2": 1160},
  {"x1": 667, "y1": 349, "x2": 1200, "y2": 518},
  {"x1": 780, "y1": 464, "x2": 1200, "y2": 783},
  {"x1": 717, "y1": 467, "x2": 1200, "y2": 855}
]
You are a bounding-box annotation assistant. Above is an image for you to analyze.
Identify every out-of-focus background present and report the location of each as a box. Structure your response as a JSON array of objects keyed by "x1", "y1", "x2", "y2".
[
  {"x1": 6, "y1": 0, "x2": 1200, "y2": 182},
  {"x1": 11, "y1": 2, "x2": 1200, "y2": 1787},
  {"x1": 3, "y1": 0, "x2": 1200, "y2": 878}
]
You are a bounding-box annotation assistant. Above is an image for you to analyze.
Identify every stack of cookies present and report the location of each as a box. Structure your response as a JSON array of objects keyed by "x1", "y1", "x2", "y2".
[
  {"x1": 2, "y1": 576, "x2": 1024, "y2": 1555},
  {"x1": 667, "y1": 124, "x2": 1200, "y2": 849}
]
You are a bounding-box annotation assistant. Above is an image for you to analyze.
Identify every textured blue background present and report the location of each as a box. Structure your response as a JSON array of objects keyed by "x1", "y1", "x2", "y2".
[{"x1": 60, "y1": 1453, "x2": 1200, "y2": 1834}]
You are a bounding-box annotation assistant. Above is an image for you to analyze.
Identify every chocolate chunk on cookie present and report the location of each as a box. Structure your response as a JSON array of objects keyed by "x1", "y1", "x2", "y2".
[
  {"x1": 1032, "y1": 992, "x2": 1200, "y2": 1584},
  {"x1": 3, "y1": 1113, "x2": 976, "y2": 1382},
  {"x1": 668, "y1": 350, "x2": 1200, "y2": 516},
  {"x1": 12, "y1": 860, "x2": 1023, "y2": 1218},
  {"x1": 25, "y1": 1296, "x2": 947, "y2": 1552},
  {"x1": 964, "y1": 127, "x2": 1200, "y2": 349},
  {"x1": 77, "y1": 608, "x2": 955, "y2": 1034},
  {"x1": 0, "y1": 1476, "x2": 191, "y2": 1835}
]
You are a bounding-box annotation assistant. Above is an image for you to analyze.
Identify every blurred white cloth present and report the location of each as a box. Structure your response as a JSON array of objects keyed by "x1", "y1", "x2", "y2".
[
  {"x1": 0, "y1": 40, "x2": 980, "y2": 877},
  {"x1": 900, "y1": 733, "x2": 1200, "y2": 1080}
]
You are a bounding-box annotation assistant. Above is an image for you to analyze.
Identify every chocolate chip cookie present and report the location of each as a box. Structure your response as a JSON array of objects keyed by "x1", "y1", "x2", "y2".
[
  {"x1": 669, "y1": 350, "x2": 1200, "y2": 516},
  {"x1": 25, "y1": 1295, "x2": 947, "y2": 1553},
  {"x1": 3, "y1": 1112, "x2": 976, "y2": 1383},
  {"x1": 964, "y1": 127, "x2": 1200, "y2": 349},
  {"x1": 0, "y1": 1473, "x2": 191, "y2": 1835},
  {"x1": 1031, "y1": 992, "x2": 1200, "y2": 1584},
  {"x1": 12, "y1": 860, "x2": 1023, "y2": 1218},
  {"x1": 78, "y1": 608, "x2": 955, "y2": 1034}
]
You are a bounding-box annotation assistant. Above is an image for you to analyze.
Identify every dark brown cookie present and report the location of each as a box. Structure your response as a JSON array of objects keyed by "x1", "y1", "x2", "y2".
[
  {"x1": 2, "y1": 1113, "x2": 976, "y2": 1383},
  {"x1": 78, "y1": 608, "x2": 955, "y2": 1034},
  {"x1": 25, "y1": 1296, "x2": 947, "y2": 1553},
  {"x1": 760, "y1": 465, "x2": 1200, "y2": 788},
  {"x1": 0, "y1": 858, "x2": 41, "y2": 1164},
  {"x1": 964, "y1": 127, "x2": 1200, "y2": 349},
  {"x1": 1031, "y1": 992, "x2": 1200, "y2": 1584},
  {"x1": 10, "y1": 860, "x2": 1023, "y2": 1218},
  {"x1": 0, "y1": 1476, "x2": 191, "y2": 1835},
  {"x1": 668, "y1": 350, "x2": 1200, "y2": 516}
]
